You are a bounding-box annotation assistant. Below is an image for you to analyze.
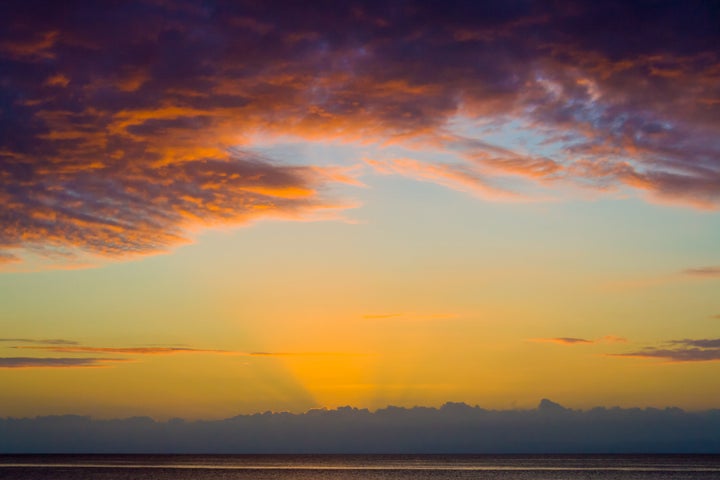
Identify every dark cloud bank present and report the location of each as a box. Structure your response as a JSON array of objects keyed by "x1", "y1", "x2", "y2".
[{"x1": 1, "y1": 400, "x2": 719, "y2": 453}]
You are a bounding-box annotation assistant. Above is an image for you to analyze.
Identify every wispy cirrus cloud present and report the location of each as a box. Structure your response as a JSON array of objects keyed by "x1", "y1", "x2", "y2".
[
  {"x1": 1, "y1": 1, "x2": 719, "y2": 267},
  {"x1": 0, "y1": 357, "x2": 127, "y2": 368},
  {"x1": 610, "y1": 338, "x2": 720, "y2": 363},
  {"x1": 366, "y1": 158, "x2": 523, "y2": 201}
]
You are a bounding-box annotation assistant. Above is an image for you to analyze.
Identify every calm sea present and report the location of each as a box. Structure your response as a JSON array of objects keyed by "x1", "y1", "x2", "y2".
[{"x1": 0, "y1": 454, "x2": 719, "y2": 480}]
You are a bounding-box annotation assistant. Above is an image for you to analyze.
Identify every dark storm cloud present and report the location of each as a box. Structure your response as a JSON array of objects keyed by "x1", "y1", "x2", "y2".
[
  {"x1": 1, "y1": 399, "x2": 719, "y2": 453},
  {"x1": 1, "y1": 0, "x2": 719, "y2": 265}
]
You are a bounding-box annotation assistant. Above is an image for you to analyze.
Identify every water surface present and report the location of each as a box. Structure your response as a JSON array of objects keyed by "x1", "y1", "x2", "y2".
[{"x1": 1, "y1": 454, "x2": 719, "y2": 479}]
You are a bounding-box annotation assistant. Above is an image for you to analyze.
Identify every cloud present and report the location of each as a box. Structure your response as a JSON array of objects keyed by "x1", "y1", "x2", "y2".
[
  {"x1": 682, "y1": 266, "x2": 720, "y2": 278},
  {"x1": 366, "y1": 158, "x2": 522, "y2": 201},
  {"x1": 0, "y1": 252, "x2": 20, "y2": 264},
  {"x1": 611, "y1": 338, "x2": 720, "y2": 362},
  {"x1": 16, "y1": 345, "x2": 358, "y2": 358},
  {"x1": 599, "y1": 335, "x2": 628, "y2": 343},
  {"x1": 0, "y1": 338, "x2": 78, "y2": 345},
  {"x1": 2, "y1": 1, "x2": 719, "y2": 266},
  {"x1": 670, "y1": 338, "x2": 720, "y2": 348},
  {"x1": 0, "y1": 357, "x2": 126, "y2": 368},
  {"x1": 530, "y1": 336, "x2": 627, "y2": 346},
  {"x1": 530, "y1": 337, "x2": 593, "y2": 345},
  {"x1": 0, "y1": 150, "x2": 350, "y2": 266},
  {"x1": 1, "y1": 400, "x2": 719, "y2": 453},
  {"x1": 15, "y1": 346, "x2": 230, "y2": 355}
]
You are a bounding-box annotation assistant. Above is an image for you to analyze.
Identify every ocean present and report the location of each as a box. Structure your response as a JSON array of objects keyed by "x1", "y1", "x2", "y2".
[{"x1": 0, "y1": 454, "x2": 719, "y2": 479}]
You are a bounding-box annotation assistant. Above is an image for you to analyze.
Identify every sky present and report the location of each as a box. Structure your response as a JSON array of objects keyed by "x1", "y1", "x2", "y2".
[{"x1": 1, "y1": 0, "x2": 719, "y2": 424}]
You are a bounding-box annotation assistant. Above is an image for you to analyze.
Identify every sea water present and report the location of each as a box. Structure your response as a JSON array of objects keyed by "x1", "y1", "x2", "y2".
[{"x1": 1, "y1": 454, "x2": 719, "y2": 479}]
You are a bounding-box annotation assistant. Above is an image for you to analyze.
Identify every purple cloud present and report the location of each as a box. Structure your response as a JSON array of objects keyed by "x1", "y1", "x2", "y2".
[
  {"x1": 1, "y1": 1, "x2": 718, "y2": 266},
  {"x1": 0, "y1": 357, "x2": 126, "y2": 368},
  {"x1": 0, "y1": 338, "x2": 78, "y2": 345},
  {"x1": 611, "y1": 338, "x2": 720, "y2": 362},
  {"x1": 530, "y1": 337, "x2": 593, "y2": 345},
  {"x1": 530, "y1": 336, "x2": 626, "y2": 345}
]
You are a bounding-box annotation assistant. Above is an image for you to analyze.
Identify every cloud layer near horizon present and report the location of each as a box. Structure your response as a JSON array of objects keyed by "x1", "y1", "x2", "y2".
[
  {"x1": 1, "y1": 399, "x2": 719, "y2": 453},
  {"x1": 2, "y1": 0, "x2": 719, "y2": 265}
]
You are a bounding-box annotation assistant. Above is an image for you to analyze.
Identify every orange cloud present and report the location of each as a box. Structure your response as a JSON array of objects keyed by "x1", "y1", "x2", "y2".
[
  {"x1": 477, "y1": 156, "x2": 563, "y2": 179},
  {"x1": 1, "y1": 150, "x2": 352, "y2": 266}
]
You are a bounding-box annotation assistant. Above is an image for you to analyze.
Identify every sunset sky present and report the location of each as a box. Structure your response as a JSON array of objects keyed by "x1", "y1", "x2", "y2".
[{"x1": 1, "y1": 0, "x2": 719, "y2": 421}]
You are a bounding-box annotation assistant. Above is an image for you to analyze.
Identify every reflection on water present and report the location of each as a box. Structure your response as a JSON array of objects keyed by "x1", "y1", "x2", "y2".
[{"x1": 1, "y1": 454, "x2": 719, "y2": 480}]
